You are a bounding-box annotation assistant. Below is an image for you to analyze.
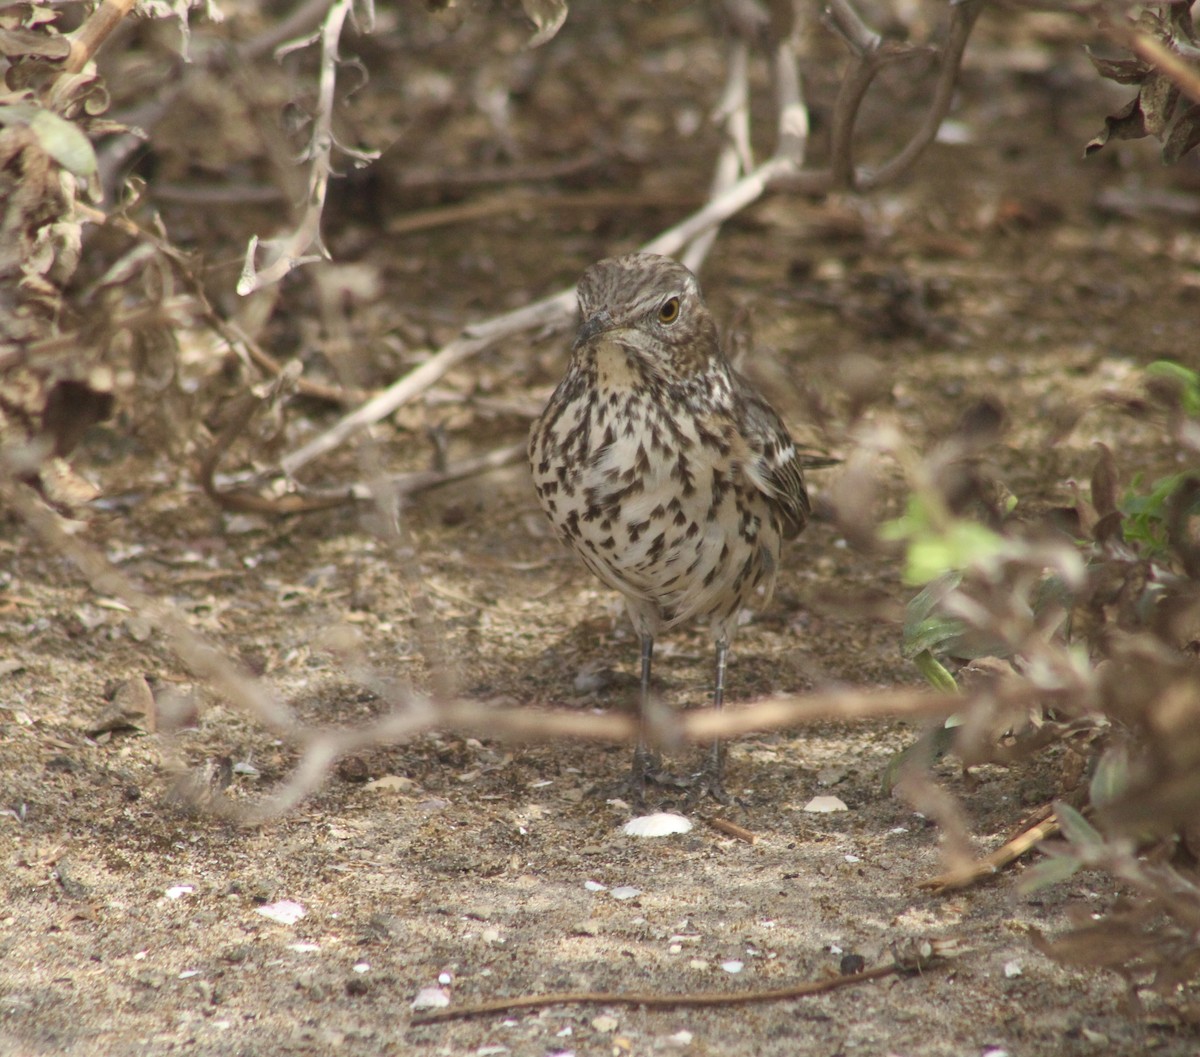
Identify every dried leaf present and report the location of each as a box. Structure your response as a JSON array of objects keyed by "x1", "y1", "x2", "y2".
[
  {"x1": 521, "y1": 0, "x2": 567, "y2": 47},
  {"x1": 1140, "y1": 72, "x2": 1180, "y2": 138},
  {"x1": 1084, "y1": 47, "x2": 1150, "y2": 85},
  {"x1": 1163, "y1": 104, "x2": 1200, "y2": 164},
  {"x1": 1085, "y1": 96, "x2": 1147, "y2": 157},
  {"x1": 0, "y1": 27, "x2": 70, "y2": 59}
]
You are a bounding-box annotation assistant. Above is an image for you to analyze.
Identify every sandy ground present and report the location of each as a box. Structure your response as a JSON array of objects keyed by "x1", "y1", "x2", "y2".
[{"x1": 3, "y1": 4, "x2": 1200, "y2": 1055}]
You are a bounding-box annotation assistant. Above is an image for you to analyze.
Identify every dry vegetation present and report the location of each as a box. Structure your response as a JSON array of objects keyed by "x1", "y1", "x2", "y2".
[{"x1": 3, "y1": 0, "x2": 1200, "y2": 1053}]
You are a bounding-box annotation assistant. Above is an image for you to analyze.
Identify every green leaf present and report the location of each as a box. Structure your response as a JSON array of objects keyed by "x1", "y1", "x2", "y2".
[
  {"x1": 1054, "y1": 801, "x2": 1103, "y2": 849},
  {"x1": 905, "y1": 521, "x2": 1006, "y2": 585},
  {"x1": 912, "y1": 649, "x2": 960, "y2": 694},
  {"x1": 1146, "y1": 359, "x2": 1200, "y2": 416},
  {"x1": 1088, "y1": 747, "x2": 1128, "y2": 809},
  {"x1": 15, "y1": 107, "x2": 97, "y2": 176},
  {"x1": 1017, "y1": 852, "x2": 1082, "y2": 895}
]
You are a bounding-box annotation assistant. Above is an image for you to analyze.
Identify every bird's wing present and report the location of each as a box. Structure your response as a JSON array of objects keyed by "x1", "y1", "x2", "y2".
[{"x1": 737, "y1": 382, "x2": 811, "y2": 540}]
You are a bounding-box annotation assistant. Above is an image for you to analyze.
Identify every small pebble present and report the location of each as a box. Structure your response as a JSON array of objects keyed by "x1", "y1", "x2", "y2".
[
  {"x1": 411, "y1": 986, "x2": 451, "y2": 1011},
  {"x1": 255, "y1": 900, "x2": 306, "y2": 925}
]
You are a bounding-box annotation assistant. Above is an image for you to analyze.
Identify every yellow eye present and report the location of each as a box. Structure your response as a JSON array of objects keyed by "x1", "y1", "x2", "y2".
[{"x1": 657, "y1": 296, "x2": 681, "y2": 325}]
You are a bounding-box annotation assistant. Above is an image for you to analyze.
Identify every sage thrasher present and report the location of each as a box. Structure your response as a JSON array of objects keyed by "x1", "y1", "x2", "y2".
[{"x1": 529, "y1": 253, "x2": 809, "y2": 800}]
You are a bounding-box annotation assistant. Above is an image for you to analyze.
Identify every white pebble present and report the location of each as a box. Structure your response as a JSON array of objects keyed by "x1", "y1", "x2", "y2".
[
  {"x1": 255, "y1": 900, "x2": 306, "y2": 925},
  {"x1": 411, "y1": 986, "x2": 450, "y2": 1010}
]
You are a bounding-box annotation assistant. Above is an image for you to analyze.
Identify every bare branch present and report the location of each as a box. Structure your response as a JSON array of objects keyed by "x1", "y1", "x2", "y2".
[
  {"x1": 771, "y1": 34, "x2": 808, "y2": 166},
  {"x1": 237, "y1": 0, "x2": 378, "y2": 294},
  {"x1": 62, "y1": 0, "x2": 137, "y2": 75},
  {"x1": 860, "y1": 0, "x2": 985, "y2": 191},
  {"x1": 682, "y1": 38, "x2": 752, "y2": 273},
  {"x1": 824, "y1": 0, "x2": 883, "y2": 55},
  {"x1": 280, "y1": 288, "x2": 577, "y2": 477}
]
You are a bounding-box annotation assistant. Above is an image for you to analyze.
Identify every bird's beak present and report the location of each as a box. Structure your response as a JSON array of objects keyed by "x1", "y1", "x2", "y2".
[{"x1": 574, "y1": 308, "x2": 613, "y2": 348}]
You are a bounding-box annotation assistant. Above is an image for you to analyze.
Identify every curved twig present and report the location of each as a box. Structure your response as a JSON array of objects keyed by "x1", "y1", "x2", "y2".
[{"x1": 63, "y1": 0, "x2": 138, "y2": 74}]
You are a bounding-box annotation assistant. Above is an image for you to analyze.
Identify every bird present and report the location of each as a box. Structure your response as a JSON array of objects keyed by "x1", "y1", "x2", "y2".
[{"x1": 528, "y1": 252, "x2": 809, "y2": 801}]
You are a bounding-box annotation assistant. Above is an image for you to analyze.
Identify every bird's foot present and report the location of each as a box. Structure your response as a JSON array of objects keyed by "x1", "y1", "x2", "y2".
[
  {"x1": 592, "y1": 749, "x2": 694, "y2": 808},
  {"x1": 681, "y1": 745, "x2": 740, "y2": 808},
  {"x1": 683, "y1": 766, "x2": 733, "y2": 808}
]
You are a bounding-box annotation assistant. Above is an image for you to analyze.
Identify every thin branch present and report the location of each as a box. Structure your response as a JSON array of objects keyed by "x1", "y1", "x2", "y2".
[
  {"x1": 417, "y1": 965, "x2": 901, "y2": 1023},
  {"x1": 0, "y1": 470, "x2": 299, "y2": 739},
  {"x1": 236, "y1": 0, "x2": 336, "y2": 62},
  {"x1": 771, "y1": 33, "x2": 808, "y2": 167},
  {"x1": 237, "y1": 0, "x2": 377, "y2": 294},
  {"x1": 921, "y1": 813, "x2": 1063, "y2": 894},
  {"x1": 682, "y1": 37, "x2": 752, "y2": 273},
  {"x1": 279, "y1": 288, "x2": 576, "y2": 477},
  {"x1": 774, "y1": 0, "x2": 982, "y2": 194},
  {"x1": 860, "y1": 0, "x2": 984, "y2": 191},
  {"x1": 355, "y1": 441, "x2": 528, "y2": 499},
  {"x1": 824, "y1": 0, "x2": 943, "y2": 191},
  {"x1": 62, "y1": 0, "x2": 137, "y2": 74},
  {"x1": 414, "y1": 938, "x2": 965, "y2": 1023},
  {"x1": 825, "y1": 0, "x2": 883, "y2": 55}
]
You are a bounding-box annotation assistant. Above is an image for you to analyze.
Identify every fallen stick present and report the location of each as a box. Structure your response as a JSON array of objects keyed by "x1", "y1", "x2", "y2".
[{"x1": 413, "y1": 936, "x2": 964, "y2": 1023}]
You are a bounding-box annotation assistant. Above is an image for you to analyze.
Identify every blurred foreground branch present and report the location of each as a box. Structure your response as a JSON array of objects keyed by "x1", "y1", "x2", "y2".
[{"x1": 1, "y1": 459, "x2": 964, "y2": 825}]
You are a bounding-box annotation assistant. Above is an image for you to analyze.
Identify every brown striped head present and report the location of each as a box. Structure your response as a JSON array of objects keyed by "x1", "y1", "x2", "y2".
[{"x1": 573, "y1": 254, "x2": 722, "y2": 378}]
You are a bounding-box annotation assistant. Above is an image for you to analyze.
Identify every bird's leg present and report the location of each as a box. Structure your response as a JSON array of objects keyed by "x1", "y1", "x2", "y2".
[
  {"x1": 630, "y1": 633, "x2": 656, "y2": 796},
  {"x1": 689, "y1": 639, "x2": 732, "y2": 805}
]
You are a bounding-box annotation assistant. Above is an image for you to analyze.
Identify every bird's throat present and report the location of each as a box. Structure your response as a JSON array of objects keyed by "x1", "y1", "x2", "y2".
[{"x1": 591, "y1": 337, "x2": 646, "y2": 393}]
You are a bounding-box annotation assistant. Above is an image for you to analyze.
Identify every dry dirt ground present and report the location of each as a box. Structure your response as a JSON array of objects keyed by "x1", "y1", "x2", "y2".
[{"x1": 3, "y1": 5, "x2": 1200, "y2": 1056}]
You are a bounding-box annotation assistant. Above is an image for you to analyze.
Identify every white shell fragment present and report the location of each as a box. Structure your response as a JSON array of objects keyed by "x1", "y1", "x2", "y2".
[
  {"x1": 165, "y1": 885, "x2": 194, "y2": 900},
  {"x1": 803, "y1": 795, "x2": 849, "y2": 813},
  {"x1": 624, "y1": 812, "x2": 694, "y2": 837},
  {"x1": 610, "y1": 886, "x2": 642, "y2": 901},
  {"x1": 255, "y1": 900, "x2": 306, "y2": 925},
  {"x1": 720, "y1": 960, "x2": 744, "y2": 974},
  {"x1": 584, "y1": 880, "x2": 607, "y2": 892},
  {"x1": 365, "y1": 775, "x2": 417, "y2": 794},
  {"x1": 411, "y1": 986, "x2": 451, "y2": 1011}
]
